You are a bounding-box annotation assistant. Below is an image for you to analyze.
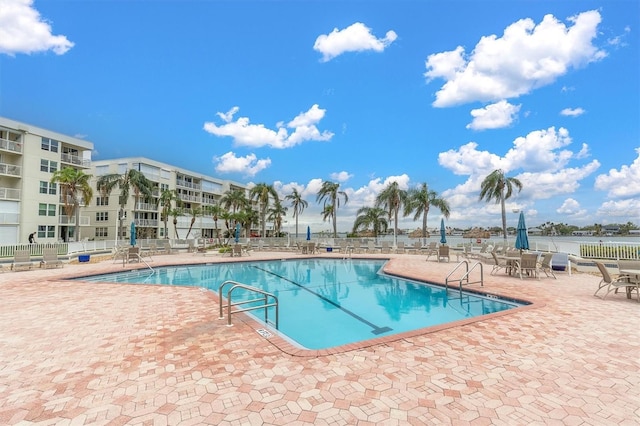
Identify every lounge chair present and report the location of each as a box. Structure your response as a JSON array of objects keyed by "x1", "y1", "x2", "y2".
[
  {"x1": 11, "y1": 249, "x2": 34, "y2": 271},
  {"x1": 395, "y1": 241, "x2": 406, "y2": 254},
  {"x1": 40, "y1": 248, "x2": 63, "y2": 269},
  {"x1": 594, "y1": 261, "x2": 639, "y2": 302},
  {"x1": 437, "y1": 245, "x2": 450, "y2": 263},
  {"x1": 380, "y1": 241, "x2": 391, "y2": 254},
  {"x1": 539, "y1": 252, "x2": 556, "y2": 279}
]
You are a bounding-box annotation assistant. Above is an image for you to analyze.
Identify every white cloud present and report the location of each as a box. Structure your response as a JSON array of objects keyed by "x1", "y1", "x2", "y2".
[
  {"x1": 203, "y1": 105, "x2": 333, "y2": 149},
  {"x1": 438, "y1": 127, "x2": 600, "y2": 205},
  {"x1": 0, "y1": 0, "x2": 74, "y2": 55},
  {"x1": 466, "y1": 100, "x2": 521, "y2": 130},
  {"x1": 594, "y1": 147, "x2": 640, "y2": 198},
  {"x1": 557, "y1": 198, "x2": 586, "y2": 216},
  {"x1": 598, "y1": 198, "x2": 640, "y2": 219},
  {"x1": 329, "y1": 171, "x2": 353, "y2": 182},
  {"x1": 313, "y1": 22, "x2": 397, "y2": 62},
  {"x1": 560, "y1": 107, "x2": 586, "y2": 117},
  {"x1": 425, "y1": 10, "x2": 606, "y2": 107},
  {"x1": 213, "y1": 152, "x2": 271, "y2": 177}
]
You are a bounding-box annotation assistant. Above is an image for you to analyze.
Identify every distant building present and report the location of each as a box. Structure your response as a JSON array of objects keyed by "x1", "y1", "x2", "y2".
[
  {"x1": 0, "y1": 116, "x2": 93, "y2": 244},
  {"x1": 572, "y1": 230, "x2": 594, "y2": 237}
]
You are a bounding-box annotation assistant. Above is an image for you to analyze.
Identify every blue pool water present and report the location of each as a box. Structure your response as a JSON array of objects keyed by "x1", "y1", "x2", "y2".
[{"x1": 77, "y1": 259, "x2": 524, "y2": 350}]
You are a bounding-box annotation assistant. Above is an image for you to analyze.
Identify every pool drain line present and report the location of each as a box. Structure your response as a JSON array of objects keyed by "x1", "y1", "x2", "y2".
[{"x1": 251, "y1": 266, "x2": 392, "y2": 335}]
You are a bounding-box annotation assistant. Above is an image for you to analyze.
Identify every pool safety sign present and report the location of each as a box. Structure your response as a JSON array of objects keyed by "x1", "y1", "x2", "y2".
[{"x1": 256, "y1": 328, "x2": 273, "y2": 338}]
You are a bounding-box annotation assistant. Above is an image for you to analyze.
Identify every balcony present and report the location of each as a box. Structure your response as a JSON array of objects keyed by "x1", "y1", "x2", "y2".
[
  {"x1": 0, "y1": 187, "x2": 20, "y2": 200},
  {"x1": 0, "y1": 162, "x2": 21, "y2": 177},
  {"x1": 134, "y1": 219, "x2": 159, "y2": 227},
  {"x1": 0, "y1": 138, "x2": 23, "y2": 154},
  {"x1": 176, "y1": 179, "x2": 201, "y2": 190},
  {"x1": 178, "y1": 193, "x2": 199, "y2": 202},
  {"x1": 59, "y1": 195, "x2": 86, "y2": 207},
  {"x1": 61, "y1": 152, "x2": 91, "y2": 168},
  {"x1": 59, "y1": 215, "x2": 90, "y2": 226},
  {"x1": 135, "y1": 202, "x2": 157, "y2": 211}
]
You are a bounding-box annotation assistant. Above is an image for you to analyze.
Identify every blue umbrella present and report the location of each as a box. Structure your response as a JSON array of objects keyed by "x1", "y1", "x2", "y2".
[
  {"x1": 306, "y1": 226, "x2": 311, "y2": 241},
  {"x1": 234, "y1": 223, "x2": 241, "y2": 243},
  {"x1": 515, "y1": 211, "x2": 529, "y2": 252},
  {"x1": 130, "y1": 221, "x2": 136, "y2": 246},
  {"x1": 440, "y1": 218, "x2": 447, "y2": 244}
]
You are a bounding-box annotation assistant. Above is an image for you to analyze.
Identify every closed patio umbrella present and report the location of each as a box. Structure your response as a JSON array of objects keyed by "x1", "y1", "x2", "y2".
[
  {"x1": 130, "y1": 221, "x2": 136, "y2": 246},
  {"x1": 440, "y1": 218, "x2": 447, "y2": 245},
  {"x1": 515, "y1": 211, "x2": 529, "y2": 252},
  {"x1": 306, "y1": 226, "x2": 311, "y2": 241},
  {"x1": 235, "y1": 223, "x2": 241, "y2": 243}
]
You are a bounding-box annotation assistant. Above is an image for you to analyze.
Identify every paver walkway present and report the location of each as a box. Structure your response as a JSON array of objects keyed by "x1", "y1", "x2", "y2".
[{"x1": 0, "y1": 251, "x2": 638, "y2": 425}]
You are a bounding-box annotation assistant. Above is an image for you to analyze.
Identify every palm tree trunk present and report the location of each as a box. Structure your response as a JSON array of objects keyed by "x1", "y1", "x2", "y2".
[{"x1": 500, "y1": 194, "x2": 508, "y2": 243}]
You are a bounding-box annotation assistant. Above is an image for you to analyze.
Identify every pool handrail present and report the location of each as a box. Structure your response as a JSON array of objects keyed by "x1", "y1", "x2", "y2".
[
  {"x1": 218, "y1": 280, "x2": 279, "y2": 329},
  {"x1": 445, "y1": 260, "x2": 484, "y2": 292}
]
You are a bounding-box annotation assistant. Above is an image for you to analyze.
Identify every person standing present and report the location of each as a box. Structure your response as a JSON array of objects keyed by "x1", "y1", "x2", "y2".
[{"x1": 28, "y1": 232, "x2": 36, "y2": 244}]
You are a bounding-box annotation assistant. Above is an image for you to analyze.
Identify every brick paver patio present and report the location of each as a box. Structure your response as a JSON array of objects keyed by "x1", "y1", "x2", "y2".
[{"x1": 0, "y1": 250, "x2": 638, "y2": 425}]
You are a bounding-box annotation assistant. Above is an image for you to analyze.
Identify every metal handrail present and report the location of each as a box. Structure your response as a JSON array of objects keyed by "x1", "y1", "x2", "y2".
[
  {"x1": 218, "y1": 280, "x2": 278, "y2": 329},
  {"x1": 445, "y1": 260, "x2": 484, "y2": 292}
]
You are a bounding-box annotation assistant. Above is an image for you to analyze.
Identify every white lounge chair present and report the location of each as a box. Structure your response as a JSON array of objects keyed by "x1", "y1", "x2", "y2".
[
  {"x1": 11, "y1": 249, "x2": 34, "y2": 271},
  {"x1": 594, "y1": 261, "x2": 639, "y2": 302},
  {"x1": 40, "y1": 248, "x2": 63, "y2": 269}
]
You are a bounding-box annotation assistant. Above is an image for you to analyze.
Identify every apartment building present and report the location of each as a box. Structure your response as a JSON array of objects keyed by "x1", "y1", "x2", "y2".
[
  {"x1": 87, "y1": 157, "x2": 249, "y2": 242},
  {"x1": 0, "y1": 117, "x2": 93, "y2": 245}
]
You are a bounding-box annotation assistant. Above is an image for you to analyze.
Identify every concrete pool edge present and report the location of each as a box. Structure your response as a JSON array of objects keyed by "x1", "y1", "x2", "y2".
[{"x1": 62, "y1": 255, "x2": 544, "y2": 358}]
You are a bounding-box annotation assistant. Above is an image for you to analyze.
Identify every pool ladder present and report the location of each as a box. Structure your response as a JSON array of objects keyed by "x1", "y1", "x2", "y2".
[
  {"x1": 218, "y1": 280, "x2": 279, "y2": 329},
  {"x1": 445, "y1": 260, "x2": 484, "y2": 292}
]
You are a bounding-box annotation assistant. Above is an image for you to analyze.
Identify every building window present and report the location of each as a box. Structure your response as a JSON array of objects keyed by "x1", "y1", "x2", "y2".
[
  {"x1": 41, "y1": 137, "x2": 59, "y2": 153},
  {"x1": 40, "y1": 159, "x2": 58, "y2": 173},
  {"x1": 95, "y1": 212, "x2": 109, "y2": 222},
  {"x1": 38, "y1": 203, "x2": 56, "y2": 216},
  {"x1": 96, "y1": 196, "x2": 109, "y2": 206},
  {"x1": 95, "y1": 227, "x2": 108, "y2": 237},
  {"x1": 38, "y1": 225, "x2": 56, "y2": 239},
  {"x1": 39, "y1": 181, "x2": 57, "y2": 195}
]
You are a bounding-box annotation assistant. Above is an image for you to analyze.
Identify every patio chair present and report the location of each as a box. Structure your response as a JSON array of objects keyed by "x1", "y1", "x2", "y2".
[
  {"x1": 437, "y1": 245, "x2": 450, "y2": 263},
  {"x1": 11, "y1": 249, "x2": 34, "y2": 271},
  {"x1": 380, "y1": 241, "x2": 391, "y2": 254},
  {"x1": 539, "y1": 252, "x2": 556, "y2": 279},
  {"x1": 40, "y1": 247, "x2": 64, "y2": 269},
  {"x1": 518, "y1": 252, "x2": 540, "y2": 279},
  {"x1": 424, "y1": 242, "x2": 438, "y2": 261},
  {"x1": 127, "y1": 247, "x2": 141, "y2": 263},
  {"x1": 231, "y1": 244, "x2": 243, "y2": 257},
  {"x1": 594, "y1": 261, "x2": 639, "y2": 302},
  {"x1": 489, "y1": 252, "x2": 510, "y2": 275},
  {"x1": 396, "y1": 241, "x2": 406, "y2": 254}
]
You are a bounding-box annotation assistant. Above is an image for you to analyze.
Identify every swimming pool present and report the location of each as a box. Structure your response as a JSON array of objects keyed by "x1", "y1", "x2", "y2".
[{"x1": 77, "y1": 259, "x2": 525, "y2": 350}]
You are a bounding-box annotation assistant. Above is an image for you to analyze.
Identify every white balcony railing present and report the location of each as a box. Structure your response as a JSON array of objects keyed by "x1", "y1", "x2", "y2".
[
  {"x1": 135, "y1": 202, "x2": 157, "y2": 211},
  {"x1": 59, "y1": 215, "x2": 90, "y2": 226},
  {"x1": 134, "y1": 219, "x2": 159, "y2": 227},
  {"x1": 176, "y1": 180, "x2": 201, "y2": 190},
  {"x1": 58, "y1": 195, "x2": 86, "y2": 207},
  {"x1": 0, "y1": 162, "x2": 21, "y2": 177},
  {"x1": 178, "y1": 194, "x2": 199, "y2": 202},
  {"x1": 0, "y1": 187, "x2": 20, "y2": 200},
  {"x1": 0, "y1": 138, "x2": 23, "y2": 154},
  {"x1": 61, "y1": 152, "x2": 91, "y2": 168}
]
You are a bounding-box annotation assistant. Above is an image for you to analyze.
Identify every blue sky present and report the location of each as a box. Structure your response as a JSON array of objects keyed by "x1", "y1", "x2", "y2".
[{"x1": 1, "y1": 0, "x2": 638, "y2": 233}]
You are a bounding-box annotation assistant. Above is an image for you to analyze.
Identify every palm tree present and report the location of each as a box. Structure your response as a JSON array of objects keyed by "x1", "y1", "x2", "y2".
[
  {"x1": 316, "y1": 181, "x2": 348, "y2": 238},
  {"x1": 375, "y1": 181, "x2": 408, "y2": 248},
  {"x1": 285, "y1": 188, "x2": 308, "y2": 241},
  {"x1": 184, "y1": 206, "x2": 201, "y2": 239},
  {"x1": 50, "y1": 167, "x2": 93, "y2": 242},
  {"x1": 479, "y1": 169, "x2": 523, "y2": 243},
  {"x1": 158, "y1": 189, "x2": 177, "y2": 239},
  {"x1": 352, "y1": 206, "x2": 388, "y2": 241},
  {"x1": 268, "y1": 200, "x2": 288, "y2": 237},
  {"x1": 169, "y1": 206, "x2": 183, "y2": 239},
  {"x1": 206, "y1": 203, "x2": 225, "y2": 244},
  {"x1": 220, "y1": 189, "x2": 249, "y2": 213},
  {"x1": 96, "y1": 169, "x2": 153, "y2": 242},
  {"x1": 406, "y1": 183, "x2": 451, "y2": 244},
  {"x1": 250, "y1": 183, "x2": 278, "y2": 238}
]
